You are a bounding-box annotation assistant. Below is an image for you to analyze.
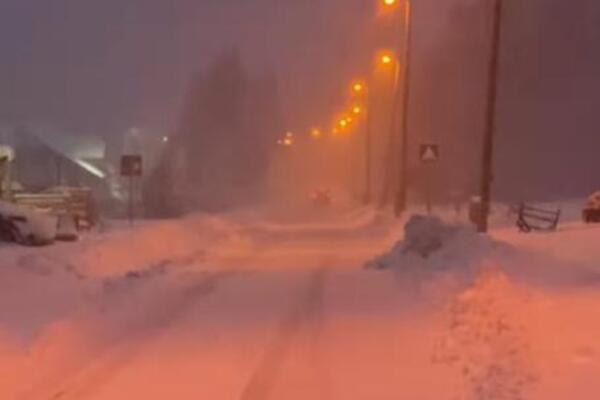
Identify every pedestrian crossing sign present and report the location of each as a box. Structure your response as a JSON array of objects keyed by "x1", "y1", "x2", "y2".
[{"x1": 420, "y1": 144, "x2": 439, "y2": 163}]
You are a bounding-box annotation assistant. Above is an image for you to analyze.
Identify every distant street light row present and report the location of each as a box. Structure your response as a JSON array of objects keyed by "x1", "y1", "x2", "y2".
[
  {"x1": 277, "y1": 0, "x2": 411, "y2": 210},
  {"x1": 279, "y1": 52, "x2": 400, "y2": 145},
  {"x1": 278, "y1": 0, "x2": 503, "y2": 232},
  {"x1": 277, "y1": 0, "x2": 408, "y2": 209},
  {"x1": 276, "y1": 131, "x2": 295, "y2": 147}
]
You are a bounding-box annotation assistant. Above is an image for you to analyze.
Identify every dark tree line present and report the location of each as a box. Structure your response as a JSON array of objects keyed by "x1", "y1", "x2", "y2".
[{"x1": 144, "y1": 49, "x2": 284, "y2": 217}]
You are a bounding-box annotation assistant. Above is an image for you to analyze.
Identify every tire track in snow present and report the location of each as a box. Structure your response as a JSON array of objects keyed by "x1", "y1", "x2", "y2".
[
  {"x1": 239, "y1": 268, "x2": 327, "y2": 400},
  {"x1": 21, "y1": 271, "x2": 234, "y2": 400}
]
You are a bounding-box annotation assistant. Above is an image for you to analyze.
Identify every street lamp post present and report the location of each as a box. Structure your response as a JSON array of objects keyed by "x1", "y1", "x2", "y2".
[
  {"x1": 352, "y1": 82, "x2": 374, "y2": 204},
  {"x1": 478, "y1": 0, "x2": 504, "y2": 233},
  {"x1": 379, "y1": 52, "x2": 402, "y2": 208},
  {"x1": 363, "y1": 93, "x2": 374, "y2": 204},
  {"x1": 393, "y1": 0, "x2": 413, "y2": 216},
  {"x1": 378, "y1": 0, "x2": 414, "y2": 214}
]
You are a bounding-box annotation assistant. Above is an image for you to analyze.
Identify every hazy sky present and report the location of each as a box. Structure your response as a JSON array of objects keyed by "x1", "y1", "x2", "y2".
[
  {"x1": 0, "y1": 0, "x2": 461, "y2": 133},
  {"x1": 0, "y1": 0, "x2": 387, "y2": 135},
  {"x1": 1, "y1": 0, "x2": 598, "y2": 199}
]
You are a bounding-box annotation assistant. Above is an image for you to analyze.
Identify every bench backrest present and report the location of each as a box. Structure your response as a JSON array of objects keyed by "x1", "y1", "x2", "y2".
[{"x1": 517, "y1": 203, "x2": 561, "y2": 231}]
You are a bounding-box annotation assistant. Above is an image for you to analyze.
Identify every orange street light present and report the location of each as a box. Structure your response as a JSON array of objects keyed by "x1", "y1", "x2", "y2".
[
  {"x1": 339, "y1": 119, "x2": 348, "y2": 128},
  {"x1": 311, "y1": 128, "x2": 322, "y2": 138},
  {"x1": 352, "y1": 106, "x2": 362, "y2": 115},
  {"x1": 383, "y1": 0, "x2": 397, "y2": 6},
  {"x1": 352, "y1": 82, "x2": 366, "y2": 94},
  {"x1": 380, "y1": 52, "x2": 395, "y2": 65},
  {"x1": 283, "y1": 137, "x2": 294, "y2": 146}
]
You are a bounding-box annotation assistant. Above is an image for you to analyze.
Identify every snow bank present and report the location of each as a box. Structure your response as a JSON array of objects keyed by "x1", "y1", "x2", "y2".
[
  {"x1": 366, "y1": 215, "x2": 508, "y2": 274},
  {"x1": 0, "y1": 213, "x2": 240, "y2": 279},
  {"x1": 0, "y1": 213, "x2": 244, "y2": 344},
  {"x1": 433, "y1": 270, "x2": 539, "y2": 400},
  {"x1": 0, "y1": 212, "x2": 251, "y2": 399},
  {"x1": 367, "y1": 212, "x2": 600, "y2": 292}
]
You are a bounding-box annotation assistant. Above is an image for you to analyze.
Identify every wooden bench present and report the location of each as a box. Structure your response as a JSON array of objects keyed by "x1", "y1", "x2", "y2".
[{"x1": 516, "y1": 203, "x2": 561, "y2": 232}]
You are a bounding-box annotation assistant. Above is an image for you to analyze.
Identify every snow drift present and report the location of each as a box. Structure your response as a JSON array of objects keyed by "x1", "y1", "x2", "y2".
[{"x1": 366, "y1": 215, "x2": 509, "y2": 273}]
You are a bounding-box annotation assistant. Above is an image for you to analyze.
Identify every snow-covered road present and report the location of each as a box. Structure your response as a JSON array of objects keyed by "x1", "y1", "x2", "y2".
[{"x1": 2, "y1": 207, "x2": 600, "y2": 400}]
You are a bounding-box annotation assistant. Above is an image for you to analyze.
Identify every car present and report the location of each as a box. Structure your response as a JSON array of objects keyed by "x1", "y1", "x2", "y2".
[
  {"x1": 0, "y1": 201, "x2": 57, "y2": 246},
  {"x1": 310, "y1": 189, "x2": 332, "y2": 207},
  {"x1": 583, "y1": 191, "x2": 600, "y2": 223}
]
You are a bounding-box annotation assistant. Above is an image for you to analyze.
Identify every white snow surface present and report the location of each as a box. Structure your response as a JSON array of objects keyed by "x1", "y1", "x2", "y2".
[{"x1": 0, "y1": 201, "x2": 599, "y2": 400}]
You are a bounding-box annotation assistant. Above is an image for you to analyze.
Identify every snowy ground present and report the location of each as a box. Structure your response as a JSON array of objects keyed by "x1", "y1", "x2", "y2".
[{"x1": 0, "y1": 201, "x2": 599, "y2": 399}]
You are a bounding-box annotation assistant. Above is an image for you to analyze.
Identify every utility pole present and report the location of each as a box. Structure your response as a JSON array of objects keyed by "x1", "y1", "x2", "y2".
[
  {"x1": 394, "y1": 0, "x2": 413, "y2": 216},
  {"x1": 479, "y1": 0, "x2": 504, "y2": 233},
  {"x1": 380, "y1": 59, "x2": 403, "y2": 208},
  {"x1": 363, "y1": 87, "x2": 373, "y2": 204}
]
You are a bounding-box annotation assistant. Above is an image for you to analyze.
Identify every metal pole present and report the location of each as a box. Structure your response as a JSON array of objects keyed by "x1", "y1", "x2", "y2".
[
  {"x1": 479, "y1": 0, "x2": 504, "y2": 233},
  {"x1": 394, "y1": 0, "x2": 413, "y2": 216},
  {"x1": 425, "y1": 165, "x2": 433, "y2": 215},
  {"x1": 380, "y1": 59, "x2": 402, "y2": 208},
  {"x1": 363, "y1": 87, "x2": 373, "y2": 204},
  {"x1": 129, "y1": 175, "x2": 134, "y2": 226}
]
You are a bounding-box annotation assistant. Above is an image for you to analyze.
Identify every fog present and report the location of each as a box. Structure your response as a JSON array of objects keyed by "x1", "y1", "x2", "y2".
[{"x1": 0, "y1": 0, "x2": 598, "y2": 213}]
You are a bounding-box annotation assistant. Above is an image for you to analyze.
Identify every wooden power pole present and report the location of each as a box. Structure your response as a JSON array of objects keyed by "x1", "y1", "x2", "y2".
[{"x1": 479, "y1": 0, "x2": 504, "y2": 233}]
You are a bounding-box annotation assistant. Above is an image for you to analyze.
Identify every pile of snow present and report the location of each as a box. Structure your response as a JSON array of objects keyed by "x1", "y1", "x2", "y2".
[
  {"x1": 366, "y1": 215, "x2": 509, "y2": 273},
  {"x1": 0, "y1": 213, "x2": 244, "y2": 341},
  {"x1": 0, "y1": 213, "x2": 243, "y2": 279}
]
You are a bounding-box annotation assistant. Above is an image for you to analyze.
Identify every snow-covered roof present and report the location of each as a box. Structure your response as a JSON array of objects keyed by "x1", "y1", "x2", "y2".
[{"x1": 0, "y1": 124, "x2": 107, "y2": 178}]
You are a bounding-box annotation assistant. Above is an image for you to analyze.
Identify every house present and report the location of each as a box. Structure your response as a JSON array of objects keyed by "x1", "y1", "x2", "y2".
[{"x1": 0, "y1": 124, "x2": 112, "y2": 201}]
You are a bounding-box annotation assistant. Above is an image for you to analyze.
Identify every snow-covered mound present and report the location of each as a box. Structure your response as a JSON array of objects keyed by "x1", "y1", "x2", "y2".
[
  {"x1": 0, "y1": 213, "x2": 245, "y2": 346},
  {"x1": 366, "y1": 215, "x2": 508, "y2": 272},
  {"x1": 0, "y1": 200, "x2": 57, "y2": 245}
]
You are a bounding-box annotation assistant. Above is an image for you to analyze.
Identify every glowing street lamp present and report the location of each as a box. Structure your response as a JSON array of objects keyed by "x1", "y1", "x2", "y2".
[
  {"x1": 311, "y1": 128, "x2": 322, "y2": 139},
  {"x1": 278, "y1": 132, "x2": 294, "y2": 146},
  {"x1": 381, "y1": 0, "x2": 401, "y2": 12},
  {"x1": 352, "y1": 106, "x2": 362, "y2": 115},
  {"x1": 376, "y1": 0, "x2": 414, "y2": 215},
  {"x1": 378, "y1": 50, "x2": 397, "y2": 67},
  {"x1": 352, "y1": 82, "x2": 366, "y2": 94}
]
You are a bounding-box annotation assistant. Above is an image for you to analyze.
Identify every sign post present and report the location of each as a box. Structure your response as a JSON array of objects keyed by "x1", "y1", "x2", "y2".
[
  {"x1": 120, "y1": 155, "x2": 143, "y2": 226},
  {"x1": 419, "y1": 144, "x2": 439, "y2": 215}
]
